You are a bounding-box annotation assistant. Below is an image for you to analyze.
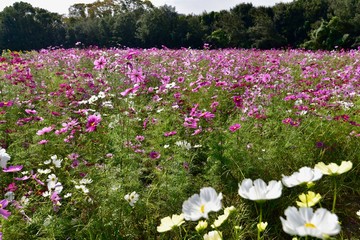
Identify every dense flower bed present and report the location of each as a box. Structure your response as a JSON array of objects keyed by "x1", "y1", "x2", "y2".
[{"x1": 0, "y1": 48, "x2": 359, "y2": 239}]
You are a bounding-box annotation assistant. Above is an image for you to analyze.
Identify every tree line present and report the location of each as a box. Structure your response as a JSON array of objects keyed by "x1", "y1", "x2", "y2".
[{"x1": 1, "y1": 0, "x2": 359, "y2": 51}]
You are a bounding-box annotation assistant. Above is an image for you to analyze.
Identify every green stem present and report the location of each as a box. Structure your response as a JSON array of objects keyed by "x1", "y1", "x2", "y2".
[
  {"x1": 258, "y1": 203, "x2": 263, "y2": 240},
  {"x1": 332, "y1": 179, "x2": 337, "y2": 213}
]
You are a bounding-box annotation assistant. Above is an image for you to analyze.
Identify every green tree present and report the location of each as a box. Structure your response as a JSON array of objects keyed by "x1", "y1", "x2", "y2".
[
  {"x1": 0, "y1": 2, "x2": 65, "y2": 50},
  {"x1": 136, "y1": 5, "x2": 179, "y2": 48},
  {"x1": 248, "y1": 6, "x2": 286, "y2": 49}
]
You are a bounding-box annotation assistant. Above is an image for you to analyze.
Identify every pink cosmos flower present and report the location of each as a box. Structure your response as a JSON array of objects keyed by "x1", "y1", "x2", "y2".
[
  {"x1": 3, "y1": 165, "x2": 23, "y2": 172},
  {"x1": 183, "y1": 117, "x2": 199, "y2": 129},
  {"x1": 192, "y1": 128, "x2": 202, "y2": 135},
  {"x1": 120, "y1": 84, "x2": 140, "y2": 97},
  {"x1": 37, "y1": 126, "x2": 53, "y2": 135},
  {"x1": 86, "y1": 114, "x2": 101, "y2": 132},
  {"x1": 25, "y1": 109, "x2": 37, "y2": 115},
  {"x1": 135, "y1": 135, "x2": 145, "y2": 141},
  {"x1": 0, "y1": 199, "x2": 11, "y2": 219},
  {"x1": 229, "y1": 123, "x2": 241, "y2": 132},
  {"x1": 164, "y1": 131, "x2": 177, "y2": 137},
  {"x1": 38, "y1": 140, "x2": 49, "y2": 145},
  {"x1": 128, "y1": 68, "x2": 145, "y2": 83},
  {"x1": 94, "y1": 56, "x2": 107, "y2": 70}
]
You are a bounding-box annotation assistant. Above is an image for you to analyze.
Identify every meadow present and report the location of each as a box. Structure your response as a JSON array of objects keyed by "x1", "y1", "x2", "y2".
[{"x1": 0, "y1": 47, "x2": 359, "y2": 239}]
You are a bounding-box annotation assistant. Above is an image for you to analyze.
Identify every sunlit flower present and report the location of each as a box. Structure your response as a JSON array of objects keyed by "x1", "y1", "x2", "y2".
[
  {"x1": 281, "y1": 167, "x2": 322, "y2": 188},
  {"x1": 280, "y1": 207, "x2": 340, "y2": 239},
  {"x1": 296, "y1": 191, "x2": 322, "y2": 207},
  {"x1": 211, "y1": 213, "x2": 229, "y2": 228},
  {"x1": 211, "y1": 206, "x2": 235, "y2": 228},
  {"x1": 157, "y1": 213, "x2": 185, "y2": 232},
  {"x1": 124, "y1": 191, "x2": 139, "y2": 207},
  {"x1": 182, "y1": 187, "x2": 223, "y2": 221},
  {"x1": 196, "y1": 220, "x2": 208, "y2": 232},
  {"x1": 315, "y1": 161, "x2": 353, "y2": 175},
  {"x1": 356, "y1": 210, "x2": 360, "y2": 218},
  {"x1": 238, "y1": 178, "x2": 282, "y2": 202},
  {"x1": 257, "y1": 222, "x2": 268, "y2": 232},
  {"x1": 203, "y1": 230, "x2": 222, "y2": 240}
]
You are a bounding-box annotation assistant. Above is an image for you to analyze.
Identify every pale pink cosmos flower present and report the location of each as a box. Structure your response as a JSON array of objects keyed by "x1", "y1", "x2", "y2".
[
  {"x1": 37, "y1": 126, "x2": 53, "y2": 135},
  {"x1": 38, "y1": 139, "x2": 49, "y2": 145},
  {"x1": 128, "y1": 68, "x2": 145, "y2": 83},
  {"x1": 94, "y1": 56, "x2": 107, "y2": 70},
  {"x1": 25, "y1": 109, "x2": 37, "y2": 115}
]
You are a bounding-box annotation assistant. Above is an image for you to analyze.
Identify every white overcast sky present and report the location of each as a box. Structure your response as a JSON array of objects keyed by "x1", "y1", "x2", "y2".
[{"x1": 0, "y1": 0, "x2": 293, "y2": 15}]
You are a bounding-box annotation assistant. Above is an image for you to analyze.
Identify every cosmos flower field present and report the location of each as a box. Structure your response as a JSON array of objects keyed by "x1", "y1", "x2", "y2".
[{"x1": 0, "y1": 47, "x2": 359, "y2": 239}]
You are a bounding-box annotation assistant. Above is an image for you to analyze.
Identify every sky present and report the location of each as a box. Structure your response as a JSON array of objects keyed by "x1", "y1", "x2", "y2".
[{"x1": 0, "y1": 0, "x2": 294, "y2": 15}]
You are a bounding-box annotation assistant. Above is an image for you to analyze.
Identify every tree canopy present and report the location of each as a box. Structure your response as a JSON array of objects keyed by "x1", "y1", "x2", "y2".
[{"x1": 0, "y1": 0, "x2": 359, "y2": 51}]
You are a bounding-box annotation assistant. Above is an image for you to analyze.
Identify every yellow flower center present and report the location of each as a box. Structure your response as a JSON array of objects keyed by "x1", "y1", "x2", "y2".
[
  {"x1": 200, "y1": 204, "x2": 205, "y2": 213},
  {"x1": 0, "y1": 204, "x2": 2, "y2": 208},
  {"x1": 304, "y1": 222, "x2": 316, "y2": 229}
]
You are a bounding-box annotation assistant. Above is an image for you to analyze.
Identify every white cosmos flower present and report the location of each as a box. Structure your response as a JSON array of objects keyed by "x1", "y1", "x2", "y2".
[
  {"x1": 282, "y1": 167, "x2": 323, "y2": 188},
  {"x1": 0, "y1": 148, "x2": 11, "y2": 169},
  {"x1": 79, "y1": 178, "x2": 93, "y2": 184},
  {"x1": 4, "y1": 191, "x2": 15, "y2": 201},
  {"x1": 175, "y1": 140, "x2": 192, "y2": 150},
  {"x1": 38, "y1": 168, "x2": 52, "y2": 175},
  {"x1": 46, "y1": 174, "x2": 58, "y2": 190},
  {"x1": 51, "y1": 155, "x2": 62, "y2": 168},
  {"x1": 238, "y1": 178, "x2": 282, "y2": 202},
  {"x1": 124, "y1": 191, "x2": 139, "y2": 207},
  {"x1": 54, "y1": 182, "x2": 63, "y2": 193},
  {"x1": 64, "y1": 193, "x2": 72, "y2": 198},
  {"x1": 75, "y1": 185, "x2": 89, "y2": 194},
  {"x1": 157, "y1": 213, "x2": 185, "y2": 232},
  {"x1": 42, "y1": 191, "x2": 51, "y2": 197},
  {"x1": 182, "y1": 187, "x2": 223, "y2": 221},
  {"x1": 203, "y1": 230, "x2": 222, "y2": 240},
  {"x1": 315, "y1": 161, "x2": 353, "y2": 175},
  {"x1": 280, "y1": 206, "x2": 341, "y2": 239}
]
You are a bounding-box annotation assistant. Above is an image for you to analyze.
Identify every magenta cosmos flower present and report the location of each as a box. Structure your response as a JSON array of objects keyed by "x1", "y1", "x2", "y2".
[
  {"x1": 229, "y1": 123, "x2": 241, "y2": 132},
  {"x1": 86, "y1": 114, "x2": 101, "y2": 132},
  {"x1": 149, "y1": 151, "x2": 161, "y2": 159}
]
